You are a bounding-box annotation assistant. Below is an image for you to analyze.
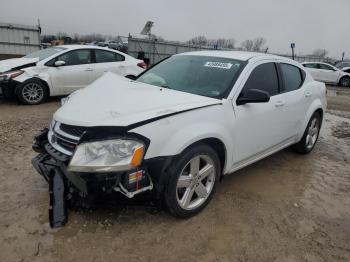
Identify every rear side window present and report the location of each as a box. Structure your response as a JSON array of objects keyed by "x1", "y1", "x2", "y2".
[
  {"x1": 319, "y1": 64, "x2": 334, "y2": 71},
  {"x1": 280, "y1": 63, "x2": 303, "y2": 92},
  {"x1": 242, "y1": 63, "x2": 279, "y2": 96},
  {"x1": 95, "y1": 50, "x2": 125, "y2": 63},
  {"x1": 303, "y1": 63, "x2": 317, "y2": 69}
]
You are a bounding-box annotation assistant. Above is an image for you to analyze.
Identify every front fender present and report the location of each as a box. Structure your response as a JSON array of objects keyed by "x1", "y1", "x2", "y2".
[
  {"x1": 14, "y1": 67, "x2": 53, "y2": 94},
  {"x1": 130, "y1": 104, "x2": 235, "y2": 173}
]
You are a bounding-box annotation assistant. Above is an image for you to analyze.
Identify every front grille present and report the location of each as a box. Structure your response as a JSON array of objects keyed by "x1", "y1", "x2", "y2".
[
  {"x1": 49, "y1": 122, "x2": 87, "y2": 156},
  {"x1": 44, "y1": 142, "x2": 71, "y2": 162},
  {"x1": 54, "y1": 134, "x2": 77, "y2": 152},
  {"x1": 60, "y1": 123, "x2": 86, "y2": 137}
]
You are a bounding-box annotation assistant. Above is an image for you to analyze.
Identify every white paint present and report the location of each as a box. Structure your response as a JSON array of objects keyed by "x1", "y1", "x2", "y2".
[
  {"x1": 52, "y1": 52, "x2": 327, "y2": 175},
  {"x1": 1, "y1": 45, "x2": 145, "y2": 97},
  {"x1": 302, "y1": 62, "x2": 350, "y2": 85}
]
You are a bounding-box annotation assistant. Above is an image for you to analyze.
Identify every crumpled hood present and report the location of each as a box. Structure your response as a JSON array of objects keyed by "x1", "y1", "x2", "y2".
[
  {"x1": 0, "y1": 57, "x2": 38, "y2": 73},
  {"x1": 54, "y1": 72, "x2": 220, "y2": 127}
]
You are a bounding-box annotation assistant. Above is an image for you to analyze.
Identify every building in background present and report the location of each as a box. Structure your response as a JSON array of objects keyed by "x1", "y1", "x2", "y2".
[{"x1": 0, "y1": 22, "x2": 41, "y2": 60}]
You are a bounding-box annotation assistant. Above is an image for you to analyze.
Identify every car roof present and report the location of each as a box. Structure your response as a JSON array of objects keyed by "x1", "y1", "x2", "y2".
[
  {"x1": 52, "y1": 44, "x2": 135, "y2": 59},
  {"x1": 302, "y1": 61, "x2": 333, "y2": 66},
  {"x1": 175, "y1": 50, "x2": 283, "y2": 61},
  {"x1": 55, "y1": 44, "x2": 119, "y2": 51}
]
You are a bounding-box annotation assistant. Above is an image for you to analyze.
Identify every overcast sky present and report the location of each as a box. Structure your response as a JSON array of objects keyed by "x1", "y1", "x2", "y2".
[{"x1": 1, "y1": 0, "x2": 349, "y2": 58}]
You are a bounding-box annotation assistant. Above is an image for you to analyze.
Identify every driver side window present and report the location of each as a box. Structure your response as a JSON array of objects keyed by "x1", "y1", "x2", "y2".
[
  {"x1": 56, "y1": 49, "x2": 92, "y2": 66},
  {"x1": 241, "y1": 63, "x2": 279, "y2": 96}
]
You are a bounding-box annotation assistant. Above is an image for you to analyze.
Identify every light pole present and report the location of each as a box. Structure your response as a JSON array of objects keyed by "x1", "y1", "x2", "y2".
[{"x1": 291, "y1": 43, "x2": 295, "y2": 60}]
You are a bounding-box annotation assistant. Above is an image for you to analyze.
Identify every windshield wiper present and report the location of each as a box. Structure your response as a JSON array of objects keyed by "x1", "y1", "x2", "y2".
[{"x1": 160, "y1": 85, "x2": 172, "y2": 89}]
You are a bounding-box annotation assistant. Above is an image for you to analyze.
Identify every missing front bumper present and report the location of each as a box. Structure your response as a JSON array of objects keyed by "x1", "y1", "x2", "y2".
[{"x1": 31, "y1": 129, "x2": 155, "y2": 227}]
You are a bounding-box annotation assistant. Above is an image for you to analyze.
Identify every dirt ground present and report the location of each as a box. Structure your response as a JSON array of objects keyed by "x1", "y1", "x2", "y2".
[{"x1": 0, "y1": 87, "x2": 349, "y2": 262}]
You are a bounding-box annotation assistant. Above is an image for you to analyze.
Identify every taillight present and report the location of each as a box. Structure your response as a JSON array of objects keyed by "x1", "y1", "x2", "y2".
[{"x1": 137, "y1": 61, "x2": 147, "y2": 69}]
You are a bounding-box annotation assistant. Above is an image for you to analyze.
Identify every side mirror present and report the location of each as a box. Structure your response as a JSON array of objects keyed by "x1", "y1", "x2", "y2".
[
  {"x1": 54, "y1": 60, "x2": 66, "y2": 67},
  {"x1": 236, "y1": 89, "x2": 270, "y2": 106}
]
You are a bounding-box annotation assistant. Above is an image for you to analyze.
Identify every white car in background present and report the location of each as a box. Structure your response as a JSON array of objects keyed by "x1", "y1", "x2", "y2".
[
  {"x1": 32, "y1": 51, "x2": 326, "y2": 227},
  {"x1": 334, "y1": 61, "x2": 350, "y2": 74},
  {"x1": 0, "y1": 45, "x2": 146, "y2": 104},
  {"x1": 302, "y1": 62, "x2": 350, "y2": 87}
]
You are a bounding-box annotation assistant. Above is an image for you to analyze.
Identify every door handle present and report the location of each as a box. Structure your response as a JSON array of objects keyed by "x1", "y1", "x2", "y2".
[
  {"x1": 275, "y1": 101, "x2": 285, "y2": 107},
  {"x1": 85, "y1": 68, "x2": 94, "y2": 72},
  {"x1": 305, "y1": 91, "x2": 312, "y2": 97}
]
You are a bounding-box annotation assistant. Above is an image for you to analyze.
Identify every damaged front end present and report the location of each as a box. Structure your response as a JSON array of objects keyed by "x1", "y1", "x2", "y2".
[{"x1": 32, "y1": 123, "x2": 157, "y2": 228}]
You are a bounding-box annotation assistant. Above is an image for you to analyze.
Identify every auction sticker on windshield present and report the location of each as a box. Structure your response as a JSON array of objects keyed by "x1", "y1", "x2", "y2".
[{"x1": 204, "y1": 62, "x2": 233, "y2": 69}]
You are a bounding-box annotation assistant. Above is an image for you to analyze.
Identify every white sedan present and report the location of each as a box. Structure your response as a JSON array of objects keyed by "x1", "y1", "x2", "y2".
[
  {"x1": 32, "y1": 51, "x2": 326, "y2": 226},
  {"x1": 0, "y1": 45, "x2": 146, "y2": 104},
  {"x1": 302, "y1": 62, "x2": 350, "y2": 87}
]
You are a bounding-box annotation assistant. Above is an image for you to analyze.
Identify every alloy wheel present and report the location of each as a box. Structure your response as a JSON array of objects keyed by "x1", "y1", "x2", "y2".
[
  {"x1": 340, "y1": 77, "x2": 350, "y2": 87},
  {"x1": 22, "y1": 82, "x2": 44, "y2": 104},
  {"x1": 306, "y1": 117, "x2": 319, "y2": 150},
  {"x1": 176, "y1": 155, "x2": 216, "y2": 210}
]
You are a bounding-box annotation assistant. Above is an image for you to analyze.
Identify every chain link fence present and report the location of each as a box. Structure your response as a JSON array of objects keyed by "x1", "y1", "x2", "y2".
[{"x1": 126, "y1": 37, "x2": 334, "y2": 65}]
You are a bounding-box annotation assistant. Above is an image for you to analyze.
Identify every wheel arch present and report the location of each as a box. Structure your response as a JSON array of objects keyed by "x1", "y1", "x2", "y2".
[
  {"x1": 15, "y1": 77, "x2": 51, "y2": 97},
  {"x1": 181, "y1": 137, "x2": 227, "y2": 176},
  {"x1": 299, "y1": 102, "x2": 324, "y2": 141},
  {"x1": 314, "y1": 108, "x2": 323, "y2": 124},
  {"x1": 33, "y1": 77, "x2": 50, "y2": 97}
]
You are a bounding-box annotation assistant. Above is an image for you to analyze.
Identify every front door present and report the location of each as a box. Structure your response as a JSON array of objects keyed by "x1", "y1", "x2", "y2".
[
  {"x1": 49, "y1": 49, "x2": 94, "y2": 94},
  {"x1": 233, "y1": 62, "x2": 288, "y2": 165}
]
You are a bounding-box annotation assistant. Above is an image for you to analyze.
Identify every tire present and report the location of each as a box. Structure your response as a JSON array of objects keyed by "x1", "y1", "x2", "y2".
[
  {"x1": 164, "y1": 144, "x2": 221, "y2": 218},
  {"x1": 339, "y1": 76, "x2": 350, "y2": 87},
  {"x1": 16, "y1": 79, "x2": 48, "y2": 105},
  {"x1": 292, "y1": 112, "x2": 321, "y2": 154}
]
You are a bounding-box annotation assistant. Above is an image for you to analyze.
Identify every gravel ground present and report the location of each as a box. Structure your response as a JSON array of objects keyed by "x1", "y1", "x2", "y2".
[{"x1": 0, "y1": 87, "x2": 349, "y2": 262}]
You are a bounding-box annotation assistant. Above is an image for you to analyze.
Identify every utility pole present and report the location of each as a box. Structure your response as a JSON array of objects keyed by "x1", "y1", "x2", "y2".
[
  {"x1": 291, "y1": 43, "x2": 295, "y2": 60},
  {"x1": 342, "y1": 52, "x2": 345, "y2": 61}
]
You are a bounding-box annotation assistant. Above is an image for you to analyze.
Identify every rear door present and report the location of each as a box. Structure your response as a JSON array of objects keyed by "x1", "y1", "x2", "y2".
[
  {"x1": 48, "y1": 49, "x2": 94, "y2": 94},
  {"x1": 303, "y1": 63, "x2": 320, "y2": 80},
  {"x1": 92, "y1": 49, "x2": 126, "y2": 79},
  {"x1": 233, "y1": 61, "x2": 289, "y2": 164},
  {"x1": 318, "y1": 63, "x2": 339, "y2": 84},
  {"x1": 278, "y1": 62, "x2": 309, "y2": 137}
]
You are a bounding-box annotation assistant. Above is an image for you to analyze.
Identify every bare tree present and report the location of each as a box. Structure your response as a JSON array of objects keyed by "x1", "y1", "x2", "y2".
[
  {"x1": 241, "y1": 37, "x2": 267, "y2": 52},
  {"x1": 312, "y1": 49, "x2": 328, "y2": 58},
  {"x1": 188, "y1": 36, "x2": 208, "y2": 46},
  {"x1": 56, "y1": 32, "x2": 68, "y2": 39},
  {"x1": 241, "y1": 39, "x2": 254, "y2": 51},
  {"x1": 215, "y1": 38, "x2": 236, "y2": 49},
  {"x1": 252, "y1": 37, "x2": 267, "y2": 52}
]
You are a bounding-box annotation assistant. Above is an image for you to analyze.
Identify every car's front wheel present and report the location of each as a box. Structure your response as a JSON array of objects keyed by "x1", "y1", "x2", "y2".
[
  {"x1": 164, "y1": 144, "x2": 221, "y2": 218},
  {"x1": 339, "y1": 76, "x2": 350, "y2": 87},
  {"x1": 16, "y1": 79, "x2": 48, "y2": 105},
  {"x1": 292, "y1": 112, "x2": 321, "y2": 154}
]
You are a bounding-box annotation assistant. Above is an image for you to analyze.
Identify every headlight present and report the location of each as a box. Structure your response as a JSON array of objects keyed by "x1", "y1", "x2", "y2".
[
  {"x1": 0, "y1": 70, "x2": 24, "y2": 81},
  {"x1": 68, "y1": 139, "x2": 145, "y2": 173}
]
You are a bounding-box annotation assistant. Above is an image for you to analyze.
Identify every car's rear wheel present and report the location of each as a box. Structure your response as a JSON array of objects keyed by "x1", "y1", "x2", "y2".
[
  {"x1": 164, "y1": 144, "x2": 220, "y2": 218},
  {"x1": 16, "y1": 79, "x2": 48, "y2": 105},
  {"x1": 292, "y1": 112, "x2": 321, "y2": 154},
  {"x1": 339, "y1": 76, "x2": 350, "y2": 87}
]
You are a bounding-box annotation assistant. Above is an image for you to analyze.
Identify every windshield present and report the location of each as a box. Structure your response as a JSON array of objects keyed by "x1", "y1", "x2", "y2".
[
  {"x1": 137, "y1": 55, "x2": 244, "y2": 98},
  {"x1": 24, "y1": 47, "x2": 66, "y2": 61}
]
